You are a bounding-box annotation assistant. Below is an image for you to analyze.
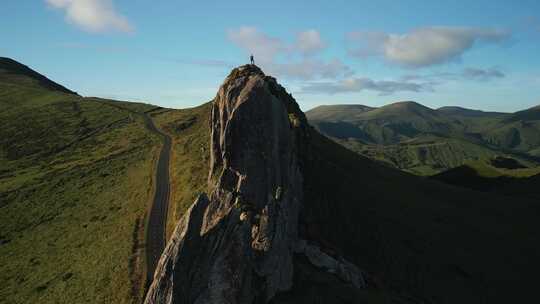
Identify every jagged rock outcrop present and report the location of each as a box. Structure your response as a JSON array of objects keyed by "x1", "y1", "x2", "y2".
[{"x1": 144, "y1": 65, "x2": 366, "y2": 304}]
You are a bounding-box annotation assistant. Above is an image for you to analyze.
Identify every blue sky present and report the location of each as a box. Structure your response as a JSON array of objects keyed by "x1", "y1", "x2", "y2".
[{"x1": 1, "y1": 0, "x2": 540, "y2": 112}]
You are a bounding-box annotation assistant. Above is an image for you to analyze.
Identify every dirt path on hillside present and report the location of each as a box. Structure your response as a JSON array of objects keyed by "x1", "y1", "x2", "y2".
[
  {"x1": 142, "y1": 113, "x2": 171, "y2": 286},
  {"x1": 92, "y1": 101, "x2": 172, "y2": 294}
]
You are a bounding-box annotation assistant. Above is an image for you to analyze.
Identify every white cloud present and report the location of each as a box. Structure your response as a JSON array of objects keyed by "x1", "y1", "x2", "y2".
[
  {"x1": 227, "y1": 27, "x2": 349, "y2": 80},
  {"x1": 295, "y1": 30, "x2": 326, "y2": 55},
  {"x1": 46, "y1": 0, "x2": 133, "y2": 33},
  {"x1": 227, "y1": 27, "x2": 328, "y2": 62},
  {"x1": 227, "y1": 26, "x2": 285, "y2": 63},
  {"x1": 402, "y1": 67, "x2": 505, "y2": 82},
  {"x1": 272, "y1": 59, "x2": 352, "y2": 80},
  {"x1": 301, "y1": 77, "x2": 432, "y2": 95},
  {"x1": 347, "y1": 27, "x2": 510, "y2": 68},
  {"x1": 525, "y1": 16, "x2": 540, "y2": 33},
  {"x1": 462, "y1": 67, "x2": 505, "y2": 81}
]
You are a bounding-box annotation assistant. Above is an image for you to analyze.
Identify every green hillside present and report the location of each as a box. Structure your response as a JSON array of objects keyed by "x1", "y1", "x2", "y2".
[
  {"x1": 296, "y1": 123, "x2": 540, "y2": 303},
  {"x1": 430, "y1": 158, "x2": 540, "y2": 199},
  {"x1": 0, "y1": 58, "x2": 160, "y2": 303},
  {"x1": 0, "y1": 57, "x2": 76, "y2": 95},
  {"x1": 0, "y1": 59, "x2": 169, "y2": 303},
  {"x1": 341, "y1": 135, "x2": 499, "y2": 175},
  {"x1": 306, "y1": 101, "x2": 540, "y2": 175},
  {"x1": 483, "y1": 106, "x2": 540, "y2": 153}
]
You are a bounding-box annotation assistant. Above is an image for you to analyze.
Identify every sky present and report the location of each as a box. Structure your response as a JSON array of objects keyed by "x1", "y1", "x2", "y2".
[{"x1": 1, "y1": 0, "x2": 540, "y2": 112}]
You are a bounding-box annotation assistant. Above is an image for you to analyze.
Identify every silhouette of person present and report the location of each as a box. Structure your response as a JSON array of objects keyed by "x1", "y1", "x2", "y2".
[{"x1": 250, "y1": 54, "x2": 254, "y2": 65}]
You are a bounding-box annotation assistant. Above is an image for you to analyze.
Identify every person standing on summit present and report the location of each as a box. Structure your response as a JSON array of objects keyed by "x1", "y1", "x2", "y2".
[{"x1": 250, "y1": 54, "x2": 254, "y2": 65}]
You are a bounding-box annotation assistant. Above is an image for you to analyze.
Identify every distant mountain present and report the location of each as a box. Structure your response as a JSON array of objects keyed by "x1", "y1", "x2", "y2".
[
  {"x1": 361, "y1": 100, "x2": 438, "y2": 120},
  {"x1": 306, "y1": 104, "x2": 375, "y2": 121},
  {"x1": 436, "y1": 106, "x2": 507, "y2": 118},
  {"x1": 306, "y1": 101, "x2": 540, "y2": 174},
  {"x1": 0, "y1": 57, "x2": 77, "y2": 95},
  {"x1": 308, "y1": 101, "x2": 456, "y2": 145},
  {"x1": 483, "y1": 105, "x2": 540, "y2": 153},
  {"x1": 503, "y1": 105, "x2": 540, "y2": 122}
]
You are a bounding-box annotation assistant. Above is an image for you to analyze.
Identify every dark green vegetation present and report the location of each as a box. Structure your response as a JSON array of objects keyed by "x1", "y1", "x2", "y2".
[
  {"x1": 306, "y1": 101, "x2": 540, "y2": 175},
  {"x1": 294, "y1": 127, "x2": 540, "y2": 303},
  {"x1": 431, "y1": 157, "x2": 540, "y2": 199},
  {"x1": 0, "y1": 58, "x2": 163, "y2": 303}
]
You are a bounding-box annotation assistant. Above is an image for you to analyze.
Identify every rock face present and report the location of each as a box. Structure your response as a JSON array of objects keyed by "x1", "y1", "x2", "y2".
[{"x1": 144, "y1": 65, "x2": 365, "y2": 304}]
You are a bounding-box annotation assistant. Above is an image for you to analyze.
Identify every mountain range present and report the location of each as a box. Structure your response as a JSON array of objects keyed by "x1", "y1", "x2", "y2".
[
  {"x1": 306, "y1": 101, "x2": 540, "y2": 175},
  {"x1": 1, "y1": 58, "x2": 540, "y2": 303}
]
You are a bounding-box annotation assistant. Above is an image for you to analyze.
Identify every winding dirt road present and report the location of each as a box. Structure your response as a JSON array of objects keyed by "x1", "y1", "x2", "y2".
[
  {"x1": 93, "y1": 101, "x2": 172, "y2": 290},
  {"x1": 143, "y1": 113, "x2": 172, "y2": 286}
]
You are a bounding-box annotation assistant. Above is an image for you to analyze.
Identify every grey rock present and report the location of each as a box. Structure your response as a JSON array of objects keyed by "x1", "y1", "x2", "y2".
[
  {"x1": 294, "y1": 240, "x2": 367, "y2": 289},
  {"x1": 145, "y1": 65, "x2": 307, "y2": 304},
  {"x1": 144, "y1": 65, "x2": 365, "y2": 304}
]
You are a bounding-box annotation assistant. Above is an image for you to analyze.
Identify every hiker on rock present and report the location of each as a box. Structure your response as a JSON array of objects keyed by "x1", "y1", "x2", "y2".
[{"x1": 250, "y1": 54, "x2": 254, "y2": 65}]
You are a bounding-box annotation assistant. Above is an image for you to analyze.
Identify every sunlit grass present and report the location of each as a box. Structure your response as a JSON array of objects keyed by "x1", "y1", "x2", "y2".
[{"x1": 0, "y1": 82, "x2": 160, "y2": 303}]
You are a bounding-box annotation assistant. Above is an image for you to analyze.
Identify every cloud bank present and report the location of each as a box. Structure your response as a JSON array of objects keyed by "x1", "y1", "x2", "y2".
[
  {"x1": 227, "y1": 27, "x2": 350, "y2": 80},
  {"x1": 46, "y1": 0, "x2": 133, "y2": 33},
  {"x1": 295, "y1": 30, "x2": 326, "y2": 55},
  {"x1": 229, "y1": 26, "x2": 509, "y2": 95},
  {"x1": 301, "y1": 66, "x2": 504, "y2": 95},
  {"x1": 227, "y1": 27, "x2": 285, "y2": 63},
  {"x1": 462, "y1": 67, "x2": 504, "y2": 81},
  {"x1": 347, "y1": 27, "x2": 510, "y2": 68},
  {"x1": 403, "y1": 67, "x2": 505, "y2": 82},
  {"x1": 301, "y1": 78, "x2": 432, "y2": 95}
]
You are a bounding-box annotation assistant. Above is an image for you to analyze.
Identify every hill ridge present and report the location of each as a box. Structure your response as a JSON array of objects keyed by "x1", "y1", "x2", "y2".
[{"x1": 0, "y1": 57, "x2": 77, "y2": 95}]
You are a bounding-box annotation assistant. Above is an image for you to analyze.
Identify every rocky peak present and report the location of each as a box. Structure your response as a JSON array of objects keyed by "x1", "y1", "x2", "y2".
[
  {"x1": 208, "y1": 64, "x2": 307, "y2": 190},
  {"x1": 144, "y1": 65, "x2": 364, "y2": 304}
]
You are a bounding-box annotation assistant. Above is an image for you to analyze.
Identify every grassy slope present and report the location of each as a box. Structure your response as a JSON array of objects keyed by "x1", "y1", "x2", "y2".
[
  {"x1": 430, "y1": 159, "x2": 540, "y2": 200},
  {"x1": 150, "y1": 103, "x2": 211, "y2": 239},
  {"x1": 299, "y1": 129, "x2": 540, "y2": 303},
  {"x1": 0, "y1": 64, "x2": 160, "y2": 303}
]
